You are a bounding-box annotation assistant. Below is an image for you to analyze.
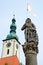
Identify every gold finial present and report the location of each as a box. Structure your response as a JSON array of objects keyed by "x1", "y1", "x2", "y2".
[{"x1": 13, "y1": 14, "x2": 15, "y2": 18}]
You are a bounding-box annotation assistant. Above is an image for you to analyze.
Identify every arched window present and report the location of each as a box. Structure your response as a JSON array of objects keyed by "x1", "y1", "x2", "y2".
[
  {"x1": 7, "y1": 49, "x2": 9, "y2": 55},
  {"x1": 16, "y1": 44, "x2": 18, "y2": 49}
]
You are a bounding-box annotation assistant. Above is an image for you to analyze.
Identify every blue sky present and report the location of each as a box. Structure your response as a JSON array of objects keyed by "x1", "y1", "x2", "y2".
[{"x1": 0, "y1": 0, "x2": 43, "y2": 65}]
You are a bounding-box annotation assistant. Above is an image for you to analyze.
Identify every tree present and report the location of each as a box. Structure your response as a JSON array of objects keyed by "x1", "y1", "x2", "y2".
[{"x1": 4, "y1": 62, "x2": 8, "y2": 65}]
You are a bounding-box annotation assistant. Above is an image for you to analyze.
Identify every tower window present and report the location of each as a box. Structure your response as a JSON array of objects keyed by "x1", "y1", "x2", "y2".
[
  {"x1": 16, "y1": 44, "x2": 18, "y2": 49},
  {"x1": 7, "y1": 49, "x2": 9, "y2": 55}
]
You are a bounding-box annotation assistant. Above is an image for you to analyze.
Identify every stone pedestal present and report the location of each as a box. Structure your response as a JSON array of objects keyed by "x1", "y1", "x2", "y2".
[{"x1": 22, "y1": 43, "x2": 38, "y2": 65}]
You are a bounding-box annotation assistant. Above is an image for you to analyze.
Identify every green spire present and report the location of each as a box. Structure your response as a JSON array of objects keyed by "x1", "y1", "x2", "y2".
[
  {"x1": 6, "y1": 18, "x2": 18, "y2": 41},
  {"x1": 10, "y1": 18, "x2": 17, "y2": 33}
]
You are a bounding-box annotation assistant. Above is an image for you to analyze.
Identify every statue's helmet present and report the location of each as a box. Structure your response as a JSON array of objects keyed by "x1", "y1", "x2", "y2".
[{"x1": 26, "y1": 18, "x2": 31, "y2": 23}]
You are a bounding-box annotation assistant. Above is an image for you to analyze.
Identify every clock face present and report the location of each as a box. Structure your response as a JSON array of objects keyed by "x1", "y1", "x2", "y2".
[{"x1": 6, "y1": 42, "x2": 11, "y2": 47}]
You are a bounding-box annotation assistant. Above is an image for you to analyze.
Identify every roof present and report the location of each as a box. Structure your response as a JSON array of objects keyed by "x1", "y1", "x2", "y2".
[
  {"x1": 6, "y1": 18, "x2": 19, "y2": 41},
  {"x1": 3, "y1": 38, "x2": 21, "y2": 44},
  {"x1": 0, "y1": 56, "x2": 20, "y2": 65},
  {"x1": 6, "y1": 32, "x2": 18, "y2": 41}
]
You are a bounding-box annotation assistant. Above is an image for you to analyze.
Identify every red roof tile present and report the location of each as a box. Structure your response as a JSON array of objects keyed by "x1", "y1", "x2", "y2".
[{"x1": 0, "y1": 55, "x2": 20, "y2": 65}]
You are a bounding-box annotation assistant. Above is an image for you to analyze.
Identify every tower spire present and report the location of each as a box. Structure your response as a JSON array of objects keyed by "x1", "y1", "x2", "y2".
[{"x1": 6, "y1": 17, "x2": 18, "y2": 41}]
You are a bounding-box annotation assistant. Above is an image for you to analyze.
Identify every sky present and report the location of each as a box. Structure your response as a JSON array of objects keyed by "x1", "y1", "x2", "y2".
[{"x1": 0, "y1": 0, "x2": 43, "y2": 65}]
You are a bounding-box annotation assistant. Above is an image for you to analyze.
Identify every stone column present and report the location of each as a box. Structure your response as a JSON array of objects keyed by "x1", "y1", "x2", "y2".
[{"x1": 22, "y1": 42, "x2": 38, "y2": 65}]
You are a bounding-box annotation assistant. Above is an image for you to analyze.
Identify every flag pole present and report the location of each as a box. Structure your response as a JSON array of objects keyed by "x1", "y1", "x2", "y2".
[{"x1": 26, "y1": 0, "x2": 29, "y2": 18}]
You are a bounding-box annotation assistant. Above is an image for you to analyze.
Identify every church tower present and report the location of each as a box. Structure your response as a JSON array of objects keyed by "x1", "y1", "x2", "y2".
[{"x1": 0, "y1": 17, "x2": 20, "y2": 65}]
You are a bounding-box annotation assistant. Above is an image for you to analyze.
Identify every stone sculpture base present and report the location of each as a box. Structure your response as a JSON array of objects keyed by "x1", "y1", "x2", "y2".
[{"x1": 22, "y1": 42, "x2": 38, "y2": 65}]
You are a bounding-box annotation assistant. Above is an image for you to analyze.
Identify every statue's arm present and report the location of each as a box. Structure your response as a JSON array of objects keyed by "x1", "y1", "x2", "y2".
[{"x1": 21, "y1": 23, "x2": 26, "y2": 30}]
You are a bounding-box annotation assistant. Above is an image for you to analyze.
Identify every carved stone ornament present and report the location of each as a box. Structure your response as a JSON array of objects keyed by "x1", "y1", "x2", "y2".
[{"x1": 22, "y1": 43, "x2": 38, "y2": 55}]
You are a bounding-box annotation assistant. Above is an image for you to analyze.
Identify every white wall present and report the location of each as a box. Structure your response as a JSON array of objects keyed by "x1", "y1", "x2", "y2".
[{"x1": 2, "y1": 39, "x2": 20, "y2": 60}]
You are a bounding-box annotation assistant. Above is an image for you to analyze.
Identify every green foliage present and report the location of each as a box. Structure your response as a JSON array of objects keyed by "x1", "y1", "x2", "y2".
[
  {"x1": 4, "y1": 62, "x2": 8, "y2": 65},
  {"x1": 20, "y1": 63, "x2": 23, "y2": 65}
]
